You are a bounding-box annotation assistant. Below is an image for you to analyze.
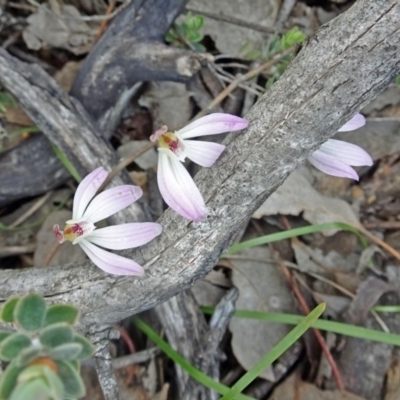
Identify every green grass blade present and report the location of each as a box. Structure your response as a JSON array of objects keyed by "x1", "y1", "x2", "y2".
[
  {"x1": 201, "y1": 307, "x2": 400, "y2": 346},
  {"x1": 10, "y1": 126, "x2": 41, "y2": 136},
  {"x1": 134, "y1": 317, "x2": 255, "y2": 400},
  {"x1": 220, "y1": 303, "x2": 325, "y2": 400},
  {"x1": 224, "y1": 222, "x2": 366, "y2": 256},
  {"x1": 373, "y1": 305, "x2": 400, "y2": 313},
  {"x1": 50, "y1": 143, "x2": 82, "y2": 183}
]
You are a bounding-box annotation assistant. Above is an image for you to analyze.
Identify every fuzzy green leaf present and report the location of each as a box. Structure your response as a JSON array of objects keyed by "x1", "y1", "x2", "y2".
[
  {"x1": 72, "y1": 334, "x2": 95, "y2": 360},
  {"x1": 44, "y1": 304, "x2": 79, "y2": 327},
  {"x1": 16, "y1": 346, "x2": 42, "y2": 367},
  {"x1": 0, "y1": 331, "x2": 11, "y2": 343},
  {"x1": 42, "y1": 367, "x2": 65, "y2": 398},
  {"x1": 0, "y1": 333, "x2": 32, "y2": 361},
  {"x1": 39, "y1": 323, "x2": 73, "y2": 348},
  {"x1": 1, "y1": 297, "x2": 20, "y2": 322},
  {"x1": 186, "y1": 14, "x2": 204, "y2": 31},
  {"x1": 0, "y1": 360, "x2": 24, "y2": 399},
  {"x1": 9, "y1": 378, "x2": 55, "y2": 400},
  {"x1": 55, "y1": 360, "x2": 86, "y2": 398},
  {"x1": 14, "y1": 293, "x2": 47, "y2": 331},
  {"x1": 69, "y1": 360, "x2": 80, "y2": 372},
  {"x1": 14, "y1": 365, "x2": 64, "y2": 399},
  {"x1": 50, "y1": 343, "x2": 83, "y2": 361}
]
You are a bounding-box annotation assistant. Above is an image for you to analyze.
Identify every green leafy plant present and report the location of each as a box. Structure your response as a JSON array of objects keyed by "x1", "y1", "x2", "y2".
[
  {"x1": 0, "y1": 294, "x2": 94, "y2": 400},
  {"x1": 166, "y1": 13, "x2": 206, "y2": 51},
  {"x1": 240, "y1": 27, "x2": 306, "y2": 89}
]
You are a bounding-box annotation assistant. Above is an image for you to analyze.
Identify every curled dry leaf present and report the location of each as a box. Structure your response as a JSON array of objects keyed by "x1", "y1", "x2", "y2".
[
  {"x1": 254, "y1": 169, "x2": 361, "y2": 235},
  {"x1": 23, "y1": 4, "x2": 96, "y2": 55}
]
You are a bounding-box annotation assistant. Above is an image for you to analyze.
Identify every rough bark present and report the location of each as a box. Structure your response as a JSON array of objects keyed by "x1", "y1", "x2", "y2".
[{"x1": 0, "y1": 0, "x2": 398, "y2": 338}]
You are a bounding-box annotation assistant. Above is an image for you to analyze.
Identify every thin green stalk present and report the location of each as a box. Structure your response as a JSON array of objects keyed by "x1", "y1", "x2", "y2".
[
  {"x1": 224, "y1": 222, "x2": 366, "y2": 256},
  {"x1": 201, "y1": 307, "x2": 400, "y2": 346},
  {"x1": 50, "y1": 143, "x2": 82, "y2": 183},
  {"x1": 134, "y1": 317, "x2": 255, "y2": 400},
  {"x1": 220, "y1": 304, "x2": 325, "y2": 400},
  {"x1": 373, "y1": 305, "x2": 400, "y2": 313}
]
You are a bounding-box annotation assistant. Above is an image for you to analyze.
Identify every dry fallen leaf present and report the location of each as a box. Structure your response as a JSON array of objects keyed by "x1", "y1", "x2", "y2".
[
  {"x1": 254, "y1": 168, "x2": 361, "y2": 234},
  {"x1": 53, "y1": 61, "x2": 83, "y2": 92},
  {"x1": 385, "y1": 360, "x2": 400, "y2": 400},
  {"x1": 138, "y1": 82, "x2": 192, "y2": 131},
  {"x1": 186, "y1": 0, "x2": 279, "y2": 55},
  {"x1": 271, "y1": 370, "x2": 367, "y2": 400},
  {"x1": 229, "y1": 247, "x2": 297, "y2": 381},
  {"x1": 23, "y1": 4, "x2": 96, "y2": 55}
]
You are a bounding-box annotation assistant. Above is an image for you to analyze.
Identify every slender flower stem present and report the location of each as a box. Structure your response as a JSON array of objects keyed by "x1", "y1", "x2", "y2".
[{"x1": 98, "y1": 142, "x2": 156, "y2": 192}]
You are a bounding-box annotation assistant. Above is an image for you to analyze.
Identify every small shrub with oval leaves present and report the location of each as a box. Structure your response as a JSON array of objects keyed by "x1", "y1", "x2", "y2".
[{"x1": 0, "y1": 294, "x2": 94, "y2": 400}]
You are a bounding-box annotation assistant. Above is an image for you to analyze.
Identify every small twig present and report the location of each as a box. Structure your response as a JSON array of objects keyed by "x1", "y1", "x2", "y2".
[
  {"x1": 215, "y1": 62, "x2": 250, "y2": 70},
  {"x1": 79, "y1": 1, "x2": 131, "y2": 22},
  {"x1": 293, "y1": 269, "x2": 390, "y2": 333},
  {"x1": 96, "y1": 0, "x2": 116, "y2": 39},
  {"x1": 184, "y1": 6, "x2": 282, "y2": 34},
  {"x1": 0, "y1": 244, "x2": 36, "y2": 258},
  {"x1": 115, "y1": 325, "x2": 136, "y2": 353},
  {"x1": 359, "y1": 226, "x2": 400, "y2": 262},
  {"x1": 98, "y1": 142, "x2": 156, "y2": 192},
  {"x1": 363, "y1": 220, "x2": 400, "y2": 230},
  {"x1": 279, "y1": 216, "x2": 345, "y2": 390},
  {"x1": 216, "y1": 75, "x2": 264, "y2": 96},
  {"x1": 7, "y1": 2, "x2": 36, "y2": 12},
  {"x1": 196, "y1": 47, "x2": 294, "y2": 118},
  {"x1": 274, "y1": 249, "x2": 345, "y2": 390},
  {"x1": 10, "y1": 191, "x2": 53, "y2": 228},
  {"x1": 213, "y1": 64, "x2": 265, "y2": 93},
  {"x1": 112, "y1": 347, "x2": 160, "y2": 369}
]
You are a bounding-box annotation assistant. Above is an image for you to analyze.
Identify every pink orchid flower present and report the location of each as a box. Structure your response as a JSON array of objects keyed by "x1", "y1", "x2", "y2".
[
  {"x1": 53, "y1": 167, "x2": 162, "y2": 275},
  {"x1": 309, "y1": 113, "x2": 373, "y2": 180},
  {"x1": 150, "y1": 113, "x2": 249, "y2": 222}
]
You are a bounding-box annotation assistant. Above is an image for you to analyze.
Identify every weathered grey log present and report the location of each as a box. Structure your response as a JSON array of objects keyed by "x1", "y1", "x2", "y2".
[
  {"x1": 0, "y1": 0, "x2": 398, "y2": 339},
  {"x1": 0, "y1": 135, "x2": 68, "y2": 206},
  {"x1": 0, "y1": 0, "x2": 211, "y2": 206},
  {"x1": 155, "y1": 291, "x2": 212, "y2": 398},
  {"x1": 183, "y1": 288, "x2": 239, "y2": 400},
  {"x1": 0, "y1": 50, "x2": 146, "y2": 224}
]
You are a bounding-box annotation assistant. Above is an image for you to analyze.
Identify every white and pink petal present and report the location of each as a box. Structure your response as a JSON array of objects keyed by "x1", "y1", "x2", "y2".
[
  {"x1": 157, "y1": 149, "x2": 208, "y2": 222},
  {"x1": 178, "y1": 113, "x2": 248, "y2": 139},
  {"x1": 309, "y1": 150, "x2": 359, "y2": 180},
  {"x1": 319, "y1": 139, "x2": 373, "y2": 167},
  {"x1": 86, "y1": 223, "x2": 162, "y2": 250},
  {"x1": 72, "y1": 167, "x2": 108, "y2": 220},
  {"x1": 82, "y1": 185, "x2": 143, "y2": 223},
  {"x1": 338, "y1": 113, "x2": 366, "y2": 132},
  {"x1": 79, "y1": 240, "x2": 144, "y2": 276},
  {"x1": 183, "y1": 140, "x2": 226, "y2": 167}
]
